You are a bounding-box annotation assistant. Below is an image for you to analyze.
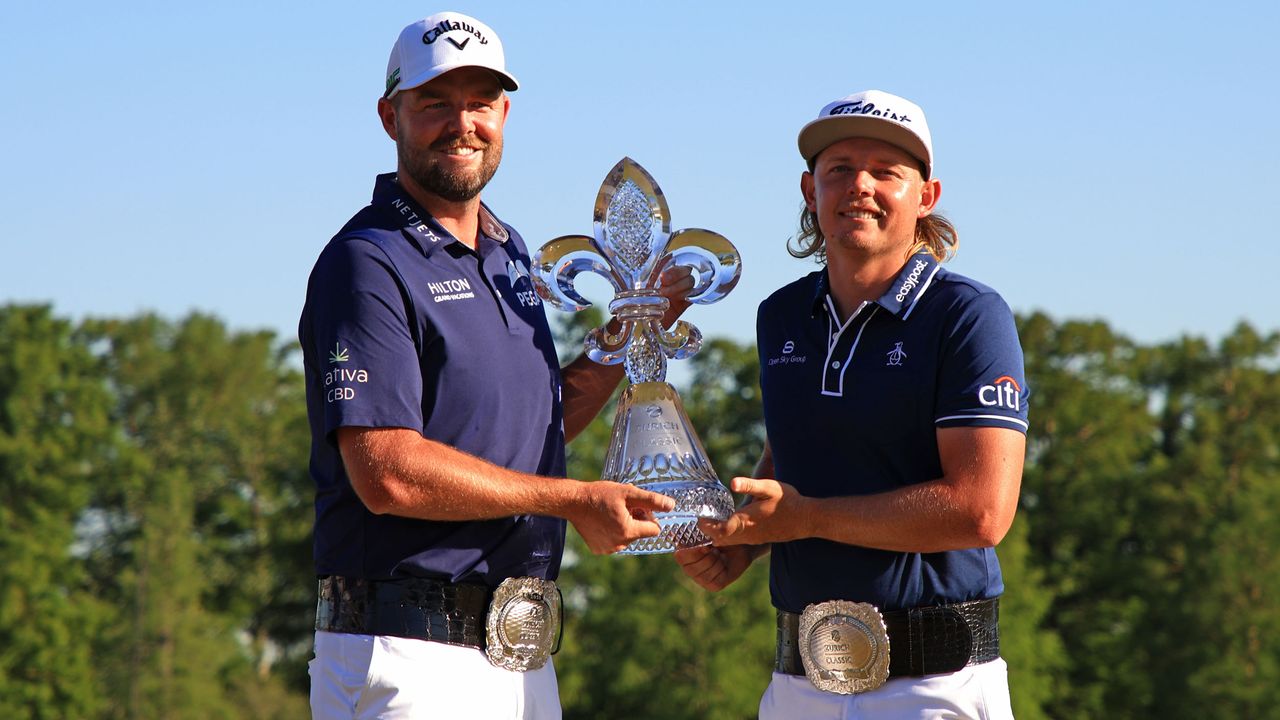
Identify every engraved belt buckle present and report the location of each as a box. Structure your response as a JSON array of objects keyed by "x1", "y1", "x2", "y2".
[
  {"x1": 485, "y1": 577, "x2": 561, "y2": 672},
  {"x1": 798, "y1": 600, "x2": 891, "y2": 695}
]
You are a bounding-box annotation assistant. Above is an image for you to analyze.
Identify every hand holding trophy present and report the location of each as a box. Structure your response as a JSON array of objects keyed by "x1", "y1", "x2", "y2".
[{"x1": 532, "y1": 158, "x2": 741, "y2": 554}]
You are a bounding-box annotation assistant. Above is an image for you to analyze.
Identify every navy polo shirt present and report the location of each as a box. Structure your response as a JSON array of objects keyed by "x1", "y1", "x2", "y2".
[
  {"x1": 757, "y1": 251, "x2": 1029, "y2": 613},
  {"x1": 298, "y1": 173, "x2": 566, "y2": 587}
]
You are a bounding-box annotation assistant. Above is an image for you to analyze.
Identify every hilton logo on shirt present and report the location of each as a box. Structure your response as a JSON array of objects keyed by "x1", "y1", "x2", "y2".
[
  {"x1": 427, "y1": 277, "x2": 476, "y2": 303},
  {"x1": 978, "y1": 375, "x2": 1022, "y2": 411}
]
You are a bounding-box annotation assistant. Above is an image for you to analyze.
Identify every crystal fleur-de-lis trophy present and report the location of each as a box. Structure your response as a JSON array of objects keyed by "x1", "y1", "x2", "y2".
[{"x1": 532, "y1": 158, "x2": 741, "y2": 554}]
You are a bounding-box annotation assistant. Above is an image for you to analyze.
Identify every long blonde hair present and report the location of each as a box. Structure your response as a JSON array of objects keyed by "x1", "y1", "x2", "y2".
[{"x1": 789, "y1": 207, "x2": 959, "y2": 263}]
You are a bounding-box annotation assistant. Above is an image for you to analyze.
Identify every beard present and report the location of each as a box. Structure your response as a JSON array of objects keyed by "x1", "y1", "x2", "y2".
[{"x1": 398, "y1": 132, "x2": 503, "y2": 203}]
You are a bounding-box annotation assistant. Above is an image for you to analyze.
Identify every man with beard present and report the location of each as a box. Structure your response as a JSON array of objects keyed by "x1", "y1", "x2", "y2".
[{"x1": 299, "y1": 13, "x2": 686, "y2": 719}]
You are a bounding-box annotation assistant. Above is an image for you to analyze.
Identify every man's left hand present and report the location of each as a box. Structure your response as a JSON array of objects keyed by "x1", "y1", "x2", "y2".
[
  {"x1": 657, "y1": 265, "x2": 695, "y2": 327},
  {"x1": 699, "y1": 477, "x2": 810, "y2": 546}
]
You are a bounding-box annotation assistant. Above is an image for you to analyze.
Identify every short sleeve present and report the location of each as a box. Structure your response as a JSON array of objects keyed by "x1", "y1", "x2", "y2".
[
  {"x1": 303, "y1": 237, "x2": 424, "y2": 437},
  {"x1": 933, "y1": 292, "x2": 1029, "y2": 433}
]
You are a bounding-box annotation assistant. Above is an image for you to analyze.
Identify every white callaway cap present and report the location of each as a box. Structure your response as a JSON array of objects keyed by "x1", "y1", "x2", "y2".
[
  {"x1": 797, "y1": 90, "x2": 933, "y2": 179},
  {"x1": 384, "y1": 11, "x2": 518, "y2": 99}
]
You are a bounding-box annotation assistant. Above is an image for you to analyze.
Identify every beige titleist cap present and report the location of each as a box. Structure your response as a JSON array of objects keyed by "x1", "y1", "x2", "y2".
[
  {"x1": 384, "y1": 12, "x2": 518, "y2": 99},
  {"x1": 797, "y1": 90, "x2": 933, "y2": 178}
]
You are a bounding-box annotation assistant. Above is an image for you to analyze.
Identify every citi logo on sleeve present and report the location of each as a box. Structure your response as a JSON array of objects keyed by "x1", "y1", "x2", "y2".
[{"x1": 978, "y1": 375, "x2": 1022, "y2": 411}]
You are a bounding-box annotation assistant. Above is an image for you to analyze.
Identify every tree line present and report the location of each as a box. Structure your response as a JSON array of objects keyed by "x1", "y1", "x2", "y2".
[{"x1": 0, "y1": 303, "x2": 1276, "y2": 719}]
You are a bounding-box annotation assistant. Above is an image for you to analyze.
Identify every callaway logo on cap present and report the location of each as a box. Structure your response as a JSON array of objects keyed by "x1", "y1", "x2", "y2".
[
  {"x1": 384, "y1": 12, "x2": 519, "y2": 99},
  {"x1": 797, "y1": 90, "x2": 933, "y2": 178}
]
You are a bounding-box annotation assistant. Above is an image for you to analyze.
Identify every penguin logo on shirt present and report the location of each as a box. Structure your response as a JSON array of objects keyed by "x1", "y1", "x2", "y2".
[{"x1": 885, "y1": 342, "x2": 907, "y2": 366}]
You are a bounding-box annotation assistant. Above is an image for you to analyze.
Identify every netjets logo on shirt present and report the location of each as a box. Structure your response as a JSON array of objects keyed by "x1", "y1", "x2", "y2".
[
  {"x1": 979, "y1": 375, "x2": 1022, "y2": 411},
  {"x1": 427, "y1": 277, "x2": 476, "y2": 303}
]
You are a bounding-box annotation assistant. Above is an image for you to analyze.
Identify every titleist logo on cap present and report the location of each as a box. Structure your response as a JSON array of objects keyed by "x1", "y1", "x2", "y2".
[{"x1": 827, "y1": 101, "x2": 913, "y2": 124}]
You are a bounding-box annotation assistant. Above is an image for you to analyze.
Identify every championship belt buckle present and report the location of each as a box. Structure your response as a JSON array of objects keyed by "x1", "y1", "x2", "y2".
[
  {"x1": 485, "y1": 577, "x2": 561, "y2": 672},
  {"x1": 798, "y1": 600, "x2": 891, "y2": 695}
]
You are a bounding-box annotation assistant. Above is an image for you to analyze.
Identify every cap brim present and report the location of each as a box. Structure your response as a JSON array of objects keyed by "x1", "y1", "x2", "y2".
[
  {"x1": 798, "y1": 116, "x2": 930, "y2": 178},
  {"x1": 391, "y1": 63, "x2": 519, "y2": 97}
]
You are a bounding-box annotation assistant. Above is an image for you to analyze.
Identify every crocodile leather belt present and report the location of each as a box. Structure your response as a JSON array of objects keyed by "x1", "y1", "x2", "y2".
[
  {"x1": 775, "y1": 597, "x2": 1000, "y2": 694},
  {"x1": 315, "y1": 575, "x2": 562, "y2": 672}
]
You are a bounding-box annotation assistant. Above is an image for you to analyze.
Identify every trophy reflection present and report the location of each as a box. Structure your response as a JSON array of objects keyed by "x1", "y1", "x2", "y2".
[{"x1": 532, "y1": 158, "x2": 741, "y2": 554}]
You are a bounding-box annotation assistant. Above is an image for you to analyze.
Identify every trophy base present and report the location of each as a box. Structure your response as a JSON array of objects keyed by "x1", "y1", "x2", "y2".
[{"x1": 616, "y1": 480, "x2": 735, "y2": 555}]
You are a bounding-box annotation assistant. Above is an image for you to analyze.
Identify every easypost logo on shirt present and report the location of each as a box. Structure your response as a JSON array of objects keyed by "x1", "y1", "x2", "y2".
[
  {"x1": 325, "y1": 343, "x2": 369, "y2": 403},
  {"x1": 895, "y1": 259, "x2": 930, "y2": 302},
  {"x1": 978, "y1": 375, "x2": 1022, "y2": 411}
]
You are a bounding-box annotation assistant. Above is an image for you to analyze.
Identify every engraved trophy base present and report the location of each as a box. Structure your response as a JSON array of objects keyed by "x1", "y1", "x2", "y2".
[
  {"x1": 601, "y1": 381, "x2": 736, "y2": 555},
  {"x1": 618, "y1": 479, "x2": 735, "y2": 555}
]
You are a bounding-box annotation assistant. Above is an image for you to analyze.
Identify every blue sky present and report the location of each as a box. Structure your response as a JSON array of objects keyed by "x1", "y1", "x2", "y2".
[{"x1": 3, "y1": 1, "x2": 1276, "y2": 350}]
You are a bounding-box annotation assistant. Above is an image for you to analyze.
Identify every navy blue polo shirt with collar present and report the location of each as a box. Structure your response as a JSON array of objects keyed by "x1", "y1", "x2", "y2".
[
  {"x1": 298, "y1": 173, "x2": 566, "y2": 587},
  {"x1": 757, "y1": 250, "x2": 1029, "y2": 614}
]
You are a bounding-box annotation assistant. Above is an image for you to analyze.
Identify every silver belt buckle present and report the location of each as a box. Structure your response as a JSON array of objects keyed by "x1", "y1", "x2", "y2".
[
  {"x1": 485, "y1": 577, "x2": 561, "y2": 672},
  {"x1": 798, "y1": 600, "x2": 891, "y2": 695}
]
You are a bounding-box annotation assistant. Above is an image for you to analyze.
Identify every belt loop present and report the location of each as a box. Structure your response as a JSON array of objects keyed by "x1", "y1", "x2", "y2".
[
  {"x1": 909, "y1": 607, "x2": 926, "y2": 677},
  {"x1": 775, "y1": 610, "x2": 802, "y2": 675}
]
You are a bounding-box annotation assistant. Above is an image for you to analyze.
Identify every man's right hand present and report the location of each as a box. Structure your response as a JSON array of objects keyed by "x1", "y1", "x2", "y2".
[
  {"x1": 673, "y1": 544, "x2": 761, "y2": 591},
  {"x1": 567, "y1": 481, "x2": 676, "y2": 555}
]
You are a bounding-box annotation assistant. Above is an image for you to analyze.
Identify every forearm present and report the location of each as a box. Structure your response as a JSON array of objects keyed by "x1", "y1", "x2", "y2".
[
  {"x1": 801, "y1": 476, "x2": 1015, "y2": 553},
  {"x1": 804, "y1": 427, "x2": 1025, "y2": 552},
  {"x1": 727, "y1": 429, "x2": 1022, "y2": 553},
  {"x1": 340, "y1": 427, "x2": 583, "y2": 521},
  {"x1": 560, "y1": 352, "x2": 625, "y2": 442}
]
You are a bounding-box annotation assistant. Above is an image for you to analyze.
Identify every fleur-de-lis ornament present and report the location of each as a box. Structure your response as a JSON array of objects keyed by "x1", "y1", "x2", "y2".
[
  {"x1": 532, "y1": 158, "x2": 741, "y2": 554},
  {"x1": 531, "y1": 158, "x2": 741, "y2": 384}
]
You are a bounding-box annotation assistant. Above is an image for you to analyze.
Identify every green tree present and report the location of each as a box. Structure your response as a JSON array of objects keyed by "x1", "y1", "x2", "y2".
[
  {"x1": 0, "y1": 305, "x2": 114, "y2": 720},
  {"x1": 1016, "y1": 313, "x2": 1163, "y2": 718},
  {"x1": 80, "y1": 314, "x2": 310, "y2": 719},
  {"x1": 994, "y1": 512, "x2": 1065, "y2": 720},
  {"x1": 1134, "y1": 325, "x2": 1280, "y2": 718},
  {"x1": 1015, "y1": 315, "x2": 1280, "y2": 719}
]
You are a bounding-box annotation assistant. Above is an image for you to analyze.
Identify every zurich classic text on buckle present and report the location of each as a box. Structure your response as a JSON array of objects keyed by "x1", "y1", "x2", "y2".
[
  {"x1": 798, "y1": 600, "x2": 891, "y2": 694},
  {"x1": 485, "y1": 577, "x2": 562, "y2": 672}
]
